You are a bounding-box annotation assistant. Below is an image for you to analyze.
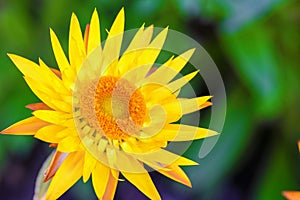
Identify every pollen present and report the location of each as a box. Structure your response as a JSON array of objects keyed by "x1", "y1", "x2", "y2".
[{"x1": 93, "y1": 76, "x2": 147, "y2": 140}]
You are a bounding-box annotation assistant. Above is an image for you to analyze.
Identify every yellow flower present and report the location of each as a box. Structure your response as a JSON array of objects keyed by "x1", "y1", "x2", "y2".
[{"x1": 2, "y1": 8, "x2": 218, "y2": 200}]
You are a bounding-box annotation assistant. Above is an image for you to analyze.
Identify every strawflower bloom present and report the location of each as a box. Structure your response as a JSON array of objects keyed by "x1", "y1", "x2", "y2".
[{"x1": 1, "y1": 8, "x2": 218, "y2": 200}]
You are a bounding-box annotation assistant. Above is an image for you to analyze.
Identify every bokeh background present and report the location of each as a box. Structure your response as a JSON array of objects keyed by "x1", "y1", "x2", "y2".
[{"x1": 0, "y1": 0, "x2": 299, "y2": 199}]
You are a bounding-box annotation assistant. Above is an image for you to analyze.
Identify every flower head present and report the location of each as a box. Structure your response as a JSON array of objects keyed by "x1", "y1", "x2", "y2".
[{"x1": 2, "y1": 8, "x2": 218, "y2": 200}]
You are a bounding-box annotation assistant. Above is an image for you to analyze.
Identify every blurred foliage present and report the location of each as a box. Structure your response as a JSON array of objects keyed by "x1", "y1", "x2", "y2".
[{"x1": 0, "y1": 0, "x2": 300, "y2": 199}]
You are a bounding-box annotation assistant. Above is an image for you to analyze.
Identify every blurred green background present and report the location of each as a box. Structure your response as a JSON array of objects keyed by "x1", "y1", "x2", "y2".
[{"x1": 0, "y1": 0, "x2": 299, "y2": 199}]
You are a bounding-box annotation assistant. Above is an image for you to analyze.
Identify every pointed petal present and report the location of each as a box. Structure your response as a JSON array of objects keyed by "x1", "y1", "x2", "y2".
[
  {"x1": 50, "y1": 29, "x2": 71, "y2": 75},
  {"x1": 50, "y1": 28, "x2": 75, "y2": 86},
  {"x1": 102, "y1": 170, "x2": 119, "y2": 200},
  {"x1": 8, "y1": 55, "x2": 68, "y2": 98},
  {"x1": 172, "y1": 156, "x2": 199, "y2": 166},
  {"x1": 57, "y1": 136, "x2": 81, "y2": 152},
  {"x1": 26, "y1": 102, "x2": 51, "y2": 111},
  {"x1": 1, "y1": 116, "x2": 49, "y2": 135},
  {"x1": 125, "y1": 24, "x2": 145, "y2": 52},
  {"x1": 34, "y1": 125, "x2": 65, "y2": 143},
  {"x1": 69, "y1": 13, "x2": 86, "y2": 72},
  {"x1": 102, "y1": 8, "x2": 124, "y2": 75},
  {"x1": 147, "y1": 124, "x2": 218, "y2": 142},
  {"x1": 117, "y1": 24, "x2": 145, "y2": 75},
  {"x1": 118, "y1": 24, "x2": 154, "y2": 77},
  {"x1": 38, "y1": 59, "x2": 70, "y2": 96},
  {"x1": 166, "y1": 70, "x2": 199, "y2": 93},
  {"x1": 142, "y1": 49, "x2": 195, "y2": 85},
  {"x1": 49, "y1": 67, "x2": 62, "y2": 79},
  {"x1": 121, "y1": 171, "x2": 161, "y2": 200},
  {"x1": 44, "y1": 151, "x2": 68, "y2": 182},
  {"x1": 92, "y1": 162, "x2": 110, "y2": 198},
  {"x1": 141, "y1": 84, "x2": 176, "y2": 106},
  {"x1": 156, "y1": 165, "x2": 191, "y2": 187},
  {"x1": 7, "y1": 54, "x2": 40, "y2": 79},
  {"x1": 46, "y1": 152, "x2": 84, "y2": 200},
  {"x1": 142, "y1": 71, "x2": 199, "y2": 108},
  {"x1": 83, "y1": 152, "x2": 97, "y2": 182},
  {"x1": 125, "y1": 27, "x2": 168, "y2": 84},
  {"x1": 137, "y1": 149, "x2": 198, "y2": 168},
  {"x1": 88, "y1": 9, "x2": 101, "y2": 54},
  {"x1": 115, "y1": 151, "x2": 145, "y2": 173},
  {"x1": 8, "y1": 55, "x2": 67, "y2": 97},
  {"x1": 24, "y1": 76, "x2": 71, "y2": 112},
  {"x1": 33, "y1": 110, "x2": 72, "y2": 126}
]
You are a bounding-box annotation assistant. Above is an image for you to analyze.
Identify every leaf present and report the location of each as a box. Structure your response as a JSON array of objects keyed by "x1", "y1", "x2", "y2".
[{"x1": 221, "y1": 23, "x2": 284, "y2": 118}]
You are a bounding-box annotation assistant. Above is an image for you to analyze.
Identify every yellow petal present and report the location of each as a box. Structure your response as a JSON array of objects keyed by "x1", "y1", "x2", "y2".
[
  {"x1": 34, "y1": 125, "x2": 65, "y2": 143},
  {"x1": 101, "y1": 170, "x2": 119, "y2": 200},
  {"x1": 141, "y1": 84, "x2": 176, "y2": 106},
  {"x1": 56, "y1": 127, "x2": 75, "y2": 138},
  {"x1": 8, "y1": 55, "x2": 70, "y2": 102},
  {"x1": 118, "y1": 24, "x2": 154, "y2": 76},
  {"x1": 92, "y1": 162, "x2": 110, "y2": 198},
  {"x1": 142, "y1": 71, "x2": 198, "y2": 108},
  {"x1": 121, "y1": 139, "x2": 163, "y2": 154},
  {"x1": 33, "y1": 110, "x2": 72, "y2": 126},
  {"x1": 125, "y1": 24, "x2": 145, "y2": 52},
  {"x1": 137, "y1": 149, "x2": 198, "y2": 167},
  {"x1": 69, "y1": 13, "x2": 86, "y2": 72},
  {"x1": 87, "y1": 9, "x2": 101, "y2": 54},
  {"x1": 282, "y1": 191, "x2": 300, "y2": 200},
  {"x1": 46, "y1": 151, "x2": 84, "y2": 200},
  {"x1": 57, "y1": 136, "x2": 81, "y2": 152},
  {"x1": 8, "y1": 54, "x2": 40, "y2": 80},
  {"x1": 136, "y1": 26, "x2": 167, "y2": 81},
  {"x1": 44, "y1": 151, "x2": 68, "y2": 182},
  {"x1": 117, "y1": 25, "x2": 145, "y2": 75},
  {"x1": 1, "y1": 116, "x2": 49, "y2": 135},
  {"x1": 172, "y1": 156, "x2": 199, "y2": 166},
  {"x1": 142, "y1": 48, "x2": 195, "y2": 85},
  {"x1": 156, "y1": 164, "x2": 191, "y2": 187},
  {"x1": 24, "y1": 76, "x2": 70, "y2": 112},
  {"x1": 106, "y1": 146, "x2": 117, "y2": 169},
  {"x1": 125, "y1": 27, "x2": 168, "y2": 84},
  {"x1": 102, "y1": 8, "x2": 124, "y2": 75},
  {"x1": 115, "y1": 151, "x2": 145, "y2": 173},
  {"x1": 38, "y1": 59, "x2": 70, "y2": 96},
  {"x1": 77, "y1": 45, "x2": 103, "y2": 83},
  {"x1": 165, "y1": 70, "x2": 199, "y2": 93},
  {"x1": 178, "y1": 96, "x2": 212, "y2": 114},
  {"x1": 50, "y1": 28, "x2": 75, "y2": 85},
  {"x1": 83, "y1": 152, "x2": 97, "y2": 182},
  {"x1": 149, "y1": 124, "x2": 218, "y2": 142},
  {"x1": 121, "y1": 171, "x2": 161, "y2": 200},
  {"x1": 126, "y1": 24, "x2": 154, "y2": 53}
]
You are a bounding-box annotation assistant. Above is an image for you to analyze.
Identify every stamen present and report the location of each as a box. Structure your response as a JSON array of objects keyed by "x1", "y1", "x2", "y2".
[
  {"x1": 94, "y1": 76, "x2": 147, "y2": 140},
  {"x1": 75, "y1": 76, "x2": 147, "y2": 141}
]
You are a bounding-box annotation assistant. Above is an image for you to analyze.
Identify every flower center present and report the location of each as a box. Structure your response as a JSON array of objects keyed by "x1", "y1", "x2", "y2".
[{"x1": 94, "y1": 76, "x2": 146, "y2": 140}]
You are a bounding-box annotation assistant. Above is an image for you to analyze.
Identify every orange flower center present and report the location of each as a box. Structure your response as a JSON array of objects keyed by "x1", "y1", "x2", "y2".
[{"x1": 93, "y1": 76, "x2": 146, "y2": 140}]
